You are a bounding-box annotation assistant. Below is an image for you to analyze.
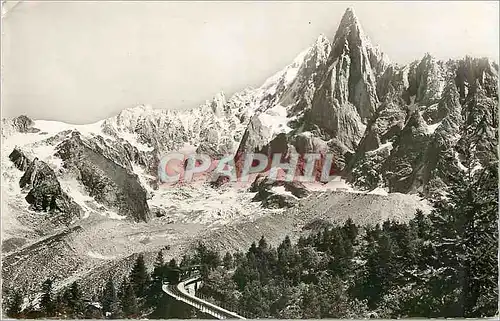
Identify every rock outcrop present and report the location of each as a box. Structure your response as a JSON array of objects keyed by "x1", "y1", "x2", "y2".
[
  {"x1": 9, "y1": 147, "x2": 30, "y2": 171},
  {"x1": 1, "y1": 115, "x2": 40, "y2": 138},
  {"x1": 345, "y1": 54, "x2": 497, "y2": 198},
  {"x1": 56, "y1": 132, "x2": 151, "y2": 222},
  {"x1": 250, "y1": 175, "x2": 310, "y2": 208},
  {"x1": 19, "y1": 157, "x2": 81, "y2": 222},
  {"x1": 11, "y1": 115, "x2": 40, "y2": 134}
]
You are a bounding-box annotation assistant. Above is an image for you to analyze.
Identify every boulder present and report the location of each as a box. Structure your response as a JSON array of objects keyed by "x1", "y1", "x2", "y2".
[
  {"x1": 250, "y1": 175, "x2": 310, "y2": 208},
  {"x1": 19, "y1": 158, "x2": 81, "y2": 221},
  {"x1": 9, "y1": 147, "x2": 30, "y2": 171}
]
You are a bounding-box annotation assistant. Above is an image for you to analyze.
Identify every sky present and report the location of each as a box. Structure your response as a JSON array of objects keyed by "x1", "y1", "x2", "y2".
[{"x1": 2, "y1": 1, "x2": 498, "y2": 124}]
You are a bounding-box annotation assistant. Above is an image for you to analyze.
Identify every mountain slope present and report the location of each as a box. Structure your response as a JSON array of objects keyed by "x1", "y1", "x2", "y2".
[{"x1": 1, "y1": 7, "x2": 497, "y2": 304}]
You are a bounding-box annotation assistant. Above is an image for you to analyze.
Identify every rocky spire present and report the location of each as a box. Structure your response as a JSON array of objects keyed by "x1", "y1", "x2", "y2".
[
  {"x1": 332, "y1": 8, "x2": 374, "y2": 56},
  {"x1": 306, "y1": 7, "x2": 389, "y2": 146}
]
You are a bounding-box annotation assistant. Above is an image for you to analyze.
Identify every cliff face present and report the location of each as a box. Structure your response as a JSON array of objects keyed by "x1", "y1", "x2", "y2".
[
  {"x1": 311, "y1": 8, "x2": 385, "y2": 125},
  {"x1": 55, "y1": 132, "x2": 151, "y2": 222},
  {"x1": 19, "y1": 156, "x2": 82, "y2": 224},
  {"x1": 234, "y1": 9, "x2": 498, "y2": 199}
]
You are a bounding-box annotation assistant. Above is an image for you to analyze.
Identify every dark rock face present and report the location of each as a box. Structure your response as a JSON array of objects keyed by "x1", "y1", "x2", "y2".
[
  {"x1": 382, "y1": 111, "x2": 430, "y2": 193},
  {"x1": 314, "y1": 8, "x2": 382, "y2": 122},
  {"x1": 150, "y1": 206, "x2": 167, "y2": 218},
  {"x1": 79, "y1": 134, "x2": 153, "y2": 172},
  {"x1": 20, "y1": 158, "x2": 58, "y2": 190},
  {"x1": 304, "y1": 8, "x2": 391, "y2": 148},
  {"x1": 196, "y1": 138, "x2": 234, "y2": 159},
  {"x1": 56, "y1": 132, "x2": 151, "y2": 222},
  {"x1": 9, "y1": 147, "x2": 30, "y2": 171},
  {"x1": 210, "y1": 174, "x2": 230, "y2": 188},
  {"x1": 282, "y1": 35, "x2": 332, "y2": 117},
  {"x1": 234, "y1": 8, "x2": 388, "y2": 182},
  {"x1": 12, "y1": 115, "x2": 40, "y2": 133},
  {"x1": 250, "y1": 175, "x2": 310, "y2": 208},
  {"x1": 19, "y1": 158, "x2": 81, "y2": 222},
  {"x1": 2, "y1": 115, "x2": 39, "y2": 138},
  {"x1": 406, "y1": 54, "x2": 446, "y2": 106},
  {"x1": 262, "y1": 193, "x2": 298, "y2": 209},
  {"x1": 345, "y1": 53, "x2": 498, "y2": 198}
]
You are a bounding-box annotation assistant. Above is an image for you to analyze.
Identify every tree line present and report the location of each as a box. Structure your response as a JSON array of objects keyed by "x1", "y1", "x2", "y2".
[
  {"x1": 197, "y1": 162, "x2": 498, "y2": 318},
  {"x1": 4, "y1": 251, "x2": 203, "y2": 319}
]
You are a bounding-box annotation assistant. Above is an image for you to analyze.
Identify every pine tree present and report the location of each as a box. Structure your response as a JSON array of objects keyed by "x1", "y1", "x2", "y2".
[
  {"x1": 223, "y1": 252, "x2": 233, "y2": 270},
  {"x1": 409, "y1": 209, "x2": 434, "y2": 270},
  {"x1": 464, "y1": 163, "x2": 498, "y2": 316},
  {"x1": 57, "y1": 288, "x2": 69, "y2": 316},
  {"x1": 277, "y1": 235, "x2": 300, "y2": 285},
  {"x1": 239, "y1": 280, "x2": 269, "y2": 318},
  {"x1": 130, "y1": 254, "x2": 150, "y2": 298},
  {"x1": 118, "y1": 276, "x2": 128, "y2": 300},
  {"x1": 40, "y1": 279, "x2": 55, "y2": 317},
  {"x1": 167, "y1": 258, "x2": 177, "y2": 268},
  {"x1": 354, "y1": 224, "x2": 390, "y2": 310},
  {"x1": 148, "y1": 251, "x2": 167, "y2": 312},
  {"x1": 248, "y1": 242, "x2": 258, "y2": 257},
  {"x1": 233, "y1": 257, "x2": 259, "y2": 291},
  {"x1": 328, "y1": 228, "x2": 353, "y2": 277},
  {"x1": 317, "y1": 275, "x2": 368, "y2": 318},
  {"x1": 165, "y1": 259, "x2": 179, "y2": 284},
  {"x1": 301, "y1": 285, "x2": 321, "y2": 318},
  {"x1": 102, "y1": 276, "x2": 120, "y2": 318},
  {"x1": 426, "y1": 161, "x2": 498, "y2": 317},
  {"x1": 120, "y1": 280, "x2": 139, "y2": 318},
  {"x1": 258, "y1": 235, "x2": 268, "y2": 252},
  {"x1": 343, "y1": 218, "x2": 359, "y2": 244},
  {"x1": 195, "y1": 242, "x2": 221, "y2": 270},
  {"x1": 154, "y1": 251, "x2": 165, "y2": 271},
  {"x1": 6, "y1": 290, "x2": 23, "y2": 318},
  {"x1": 378, "y1": 231, "x2": 397, "y2": 292},
  {"x1": 180, "y1": 254, "x2": 192, "y2": 268},
  {"x1": 64, "y1": 281, "x2": 84, "y2": 318}
]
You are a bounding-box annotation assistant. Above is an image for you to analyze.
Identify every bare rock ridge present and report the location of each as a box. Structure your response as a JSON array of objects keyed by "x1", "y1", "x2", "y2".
[
  {"x1": 19, "y1": 155, "x2": 82, "y2": 224},
  {"x1": 316, "y1": 6, "x2": 383, "y2": 121},
  {"x1": 56, "y1": 132, "x2": 151, "y2": 222},
  {"x1": 9, "y1": 147, "x2": 30, "y2": 171},
  {"x1": 1, "y1": 115, "x2": 40, "y2": 138}
]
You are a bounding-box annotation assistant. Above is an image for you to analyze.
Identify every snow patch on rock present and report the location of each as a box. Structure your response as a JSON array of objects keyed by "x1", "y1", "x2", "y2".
[{"x1": 86, "y1": 251, "x2": 115, "y2": 260}]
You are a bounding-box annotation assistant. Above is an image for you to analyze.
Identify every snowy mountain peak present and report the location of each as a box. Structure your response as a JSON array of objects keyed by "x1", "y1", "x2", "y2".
[
  {"x1": 315, "y1": 33, "x2": 329, "y2": 45},
  {"x1": 312, "y1": 34, "x2": 332, "y2": 62}
]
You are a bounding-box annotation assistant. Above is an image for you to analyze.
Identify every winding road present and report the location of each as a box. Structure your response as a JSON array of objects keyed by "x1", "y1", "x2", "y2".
[{"x1": 162, "y1": 277, "x2": 246, "y2": 319}]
